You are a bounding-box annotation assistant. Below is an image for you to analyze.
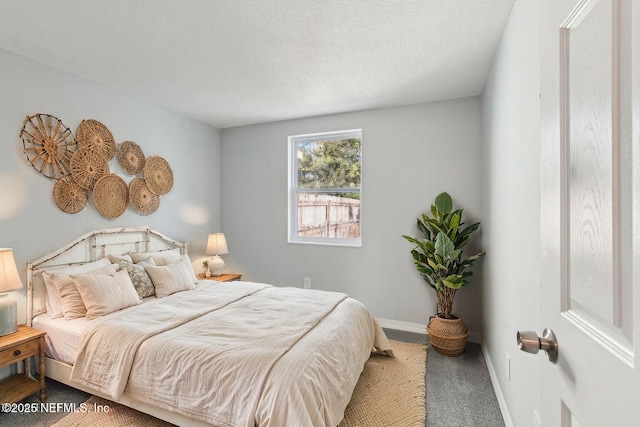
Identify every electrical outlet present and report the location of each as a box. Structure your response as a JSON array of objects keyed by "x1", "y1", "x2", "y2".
[
  {"x1": 505, "y1": 352, "x2": 511, "y2": 380},
  {"x1": 303, "y1": 277, "x2": 311, "y2": 289}
]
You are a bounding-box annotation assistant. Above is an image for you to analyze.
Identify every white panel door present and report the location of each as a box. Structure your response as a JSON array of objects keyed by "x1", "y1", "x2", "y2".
[{"x1": 540, "y1": 0, "x2": 639, "y2": 425}]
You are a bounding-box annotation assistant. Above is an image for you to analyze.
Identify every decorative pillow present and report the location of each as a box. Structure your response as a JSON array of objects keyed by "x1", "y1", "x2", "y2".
[
  {"x1": 130, "y1": 249, "x2": 198, "y2": 284},
  {"x1": 119, "y1": 257, "x2": 156, "y2": 299},
  {"x1": 51, "y1": 264, "x2": 120, "y2": 320},
  {"x1": 145, "y1": 260, "x2": 195, "y2": 298},
  {"x1": 42, "y1": 272, "x2": 64, "y2": 319},
  {"x1": 130, "y1": 248, "x2": 182, "y2": 266},
  {"x1": 42, "y1": 257, "x2": 112, "y2": 319},
  {"x1": 181, "y1": 253, "x2": 199, "y2": 284},
  {"x1": 72, "y1": 270, "x2": 142, "y2": 320},
  {"x1": 108, "y1": 254, "x2": 133, "y2": 264}
]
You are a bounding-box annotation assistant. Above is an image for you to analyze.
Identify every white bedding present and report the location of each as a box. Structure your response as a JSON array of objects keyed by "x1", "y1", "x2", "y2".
[
  {"x1": 33, "y1": 313, "x2": 89, "y2": 365},
  {"x1": 32, "y1": 294, "x2": 159, "y2": 365},
  {"x1": 69, "y1": 281, "x2": 392, "y2": 426}
]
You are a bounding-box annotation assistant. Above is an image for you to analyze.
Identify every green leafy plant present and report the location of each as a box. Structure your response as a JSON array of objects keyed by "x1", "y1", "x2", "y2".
[{"x1": 403, "y1": 192, "x2": 485, "y2": 319}]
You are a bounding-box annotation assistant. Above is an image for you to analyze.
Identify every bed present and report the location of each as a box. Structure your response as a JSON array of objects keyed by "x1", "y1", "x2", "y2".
[{"x1": 27, "y1": 227, "x2": 392, "y2": 426}]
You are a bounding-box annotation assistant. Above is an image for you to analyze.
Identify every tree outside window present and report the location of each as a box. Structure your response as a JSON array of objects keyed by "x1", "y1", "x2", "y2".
[{"x1": 289, "y1": 130, "x2": 362, "y2": 246}]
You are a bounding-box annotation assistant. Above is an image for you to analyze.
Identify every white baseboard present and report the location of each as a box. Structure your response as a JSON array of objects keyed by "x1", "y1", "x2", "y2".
[
  {"x1": 376, "y1": 317, "x2": 426, "y2": 334},
  {"x1": 380, "y1": 317, "x2": 509, "y2": 423},
  {"x1": 481, "y1": 344, "x2": 515, "y2": 427},
  {"x1": 377, "y1": 317, "x2": 482, "y2": 343}
]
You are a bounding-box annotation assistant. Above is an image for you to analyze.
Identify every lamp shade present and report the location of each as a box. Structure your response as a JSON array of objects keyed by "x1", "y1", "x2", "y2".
[
  {"x1": 206, "y1": 233, "x2": 229, "y2": 256},
  {"x1": 0, "y1": 248, "x2": 22, "y2": 336},
  {"x1": 0, "y1": 248, "x2": 23, "y2": 293}
]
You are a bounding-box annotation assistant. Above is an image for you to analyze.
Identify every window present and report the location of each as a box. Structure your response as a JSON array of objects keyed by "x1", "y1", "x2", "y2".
[{"x1": 288, "y1": 129, "x2": 362, "y2": 246}]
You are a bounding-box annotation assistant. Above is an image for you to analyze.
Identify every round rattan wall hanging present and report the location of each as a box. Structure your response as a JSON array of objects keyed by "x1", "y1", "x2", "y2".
[
  {"x1": 20, "y1": 113, "x2": 77, "y2": 179},
  {"x1": 76, "y1": 119, "x2": 116, "y2": 161},
  {"x1": 70, "y1": 147, "x2": 110, "y2": 190},
  {"x1": 93, "y1": 174, "x2": 129, "y2": 218},
  {"x1": 53, "y1": 176, "x2": 88, "y2": 214},
  {"x1": 117, "y1": 140, "x2": 145, "y2": 175},
  {"x1": 143, "y1": 155, "x2": 173, "y2": 195},
  {"x1": 129, "y1": 177, "x2": 160, "y2": 215}
]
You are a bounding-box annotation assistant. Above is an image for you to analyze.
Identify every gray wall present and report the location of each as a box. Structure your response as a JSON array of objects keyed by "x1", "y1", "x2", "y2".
[
  {"x1": 0, "y1": 7, "x2": 546, "y2": 421},
  {"x1": 221, "y1": 98, "x2": 485, "y2": 338},
  {"x1": 481, "y1": 0, "x2": 540, "y2": 425},
  {"x1": 0, "y1": 48, "x2": 222, "y2": 323}
]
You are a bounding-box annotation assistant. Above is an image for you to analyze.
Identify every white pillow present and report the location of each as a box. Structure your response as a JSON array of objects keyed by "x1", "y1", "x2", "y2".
[
  {"x1": 42, "y1": 271, "x2": 65, "y2": 319},
  {"x1": 72, "y1": 270, "x2": 142, "y2": 320},
  {"x1": 51, "y1": 263, "x2": 119, "y2": 320},
  {"x1": 130, "y1": 248, "x2": 182, "y2": 266},
  {"x1": 181, "y1": 253, "x2": 199, "y2": 284},
  {"x1": 108, "y1": 254, "x2": 133, "y2": 264},
  {"x1": 145, "y1": 260, "x2": 195, "y2": 298},
  {"x1": 42, "y1": 257, "x2": 112, "y2": 318}
]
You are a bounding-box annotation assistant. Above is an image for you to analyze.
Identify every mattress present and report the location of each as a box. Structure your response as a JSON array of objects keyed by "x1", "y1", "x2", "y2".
[
  {"x1": 32, "y1": 295, "x2": 158, "y2": 365},
  {"x1": 32, "y1": 314, "x2": 89, "y2": 365}
]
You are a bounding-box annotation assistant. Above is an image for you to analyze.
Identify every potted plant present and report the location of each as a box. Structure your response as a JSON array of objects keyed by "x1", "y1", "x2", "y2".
[
  {"x1": 403, "y1": 192, "x2": 485, "y2": 356},
  {"x1": 202, "y1": 260, "x2": 211, "y2": 278}
]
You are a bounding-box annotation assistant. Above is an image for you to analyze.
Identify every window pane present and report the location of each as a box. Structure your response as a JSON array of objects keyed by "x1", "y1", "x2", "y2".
[
  {"x1": 296, "y1": 138, "x2": 361, "y2": 189},
  {"x1": 296, "y1": 192, "x2": 360, "y2": 239},
  {"x1": 289, "y1": 129, "x2": 362, "y2": 246}
]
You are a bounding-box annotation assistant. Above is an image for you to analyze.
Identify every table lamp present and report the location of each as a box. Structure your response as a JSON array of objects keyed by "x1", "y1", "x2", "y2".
[
  {"x1": 0, "y1": 248, "x2": 23, "y2": 336},
  {"x1": 206, "y1": 233, "x2": 228, "y2": 277}
]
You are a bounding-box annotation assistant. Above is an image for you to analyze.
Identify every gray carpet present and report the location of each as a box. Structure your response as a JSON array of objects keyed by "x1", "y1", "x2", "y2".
[
  {"x1": 0, "y1": 377, "x2": 90, "y2": 426},
  {"x1": 384, "y1": 328, "x2": 504, "y2": 427},
  {"x1": 1, "y1": 329, "x2": 504, "y2": 427}
]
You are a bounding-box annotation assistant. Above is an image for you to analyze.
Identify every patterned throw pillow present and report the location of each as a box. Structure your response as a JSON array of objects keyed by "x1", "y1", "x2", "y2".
[{"x1": 119, "y1": 257, "x2": 156, "y2": 299}]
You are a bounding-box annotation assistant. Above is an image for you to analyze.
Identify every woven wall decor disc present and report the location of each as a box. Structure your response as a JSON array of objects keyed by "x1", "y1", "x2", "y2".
[
  {"x1": 53, "y1": 176, "x2": 88, "y2": 214},
  {"x1": 143, "y1": 156, "x2": 173, "y2": 195},
  {"x1": 20, "y1": 113, "x2": 77, "y2": 179},
  {"x1": 117, "y1": 141, "x2": 145, "y2": 175},
  {"x1": 76, "y1": 119, "x2": 116, "y2": 161},
  {"x1": 93, "y1": 174, "x2": 129, "y2": 218},
  {"x1": 129, "y1": 177, "x2": 160, "y2": 215},
  {"x1": 70, "y1": 146, "x2": 110, "y2": 190}
]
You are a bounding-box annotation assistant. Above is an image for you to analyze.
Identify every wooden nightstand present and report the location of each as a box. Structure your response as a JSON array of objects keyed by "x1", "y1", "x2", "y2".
[
  {"x1": 0, "y1": 325, "x2": 46, "y2": 403},
  {"x1": 198, "y1": 273, "x2": 243, "y2": 282}
]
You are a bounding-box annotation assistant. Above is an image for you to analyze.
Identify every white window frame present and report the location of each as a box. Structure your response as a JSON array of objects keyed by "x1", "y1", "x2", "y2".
[{"x1": 288, "y1": 129, "x2": 362, "y2": 247}]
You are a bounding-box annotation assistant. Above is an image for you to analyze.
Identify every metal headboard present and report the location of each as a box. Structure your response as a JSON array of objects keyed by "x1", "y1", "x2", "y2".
[{"x1": 27, "y1": 226, "x2": 187, "y2": 325}]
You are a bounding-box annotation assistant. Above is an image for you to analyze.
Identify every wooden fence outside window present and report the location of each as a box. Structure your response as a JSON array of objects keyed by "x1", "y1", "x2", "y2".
[{"x1": 297, "y1": 194, "x2": 360, "y2": 239}]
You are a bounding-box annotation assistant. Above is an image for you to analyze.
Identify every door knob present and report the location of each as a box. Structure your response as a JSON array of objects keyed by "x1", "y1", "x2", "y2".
[{"x1": 517, "y1": 328, "x2": 558, "y2": 363}]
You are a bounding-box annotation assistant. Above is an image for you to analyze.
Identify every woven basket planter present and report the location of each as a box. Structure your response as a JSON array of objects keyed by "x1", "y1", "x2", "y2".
[{"x1": 427, "y1": 314, "x2": 469, "y2": 357}]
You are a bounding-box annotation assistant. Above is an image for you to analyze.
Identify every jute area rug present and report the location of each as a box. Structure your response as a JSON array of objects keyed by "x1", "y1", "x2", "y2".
[{"x1": 52, "y1": 340, "x2": 426, "y2": 427}]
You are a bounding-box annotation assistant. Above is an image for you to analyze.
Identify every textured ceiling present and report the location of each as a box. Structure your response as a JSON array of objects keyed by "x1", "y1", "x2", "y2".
[{"x1": 0, "y1": 0, "x2": 515, "y2": 129}]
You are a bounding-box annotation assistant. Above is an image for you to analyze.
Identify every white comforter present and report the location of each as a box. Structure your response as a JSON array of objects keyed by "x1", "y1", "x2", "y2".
[{"x1": 71, "y1": 281, "x2": 392, "y2": 426}]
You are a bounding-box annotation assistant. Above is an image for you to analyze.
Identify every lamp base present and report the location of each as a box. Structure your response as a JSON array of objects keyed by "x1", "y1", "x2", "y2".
[
  {"x1": 209, "y1": 255, "x2": 225, "y2": 277},
  {"x1": 0, "y1": 293, "x2": 18, "y2": 336}
]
